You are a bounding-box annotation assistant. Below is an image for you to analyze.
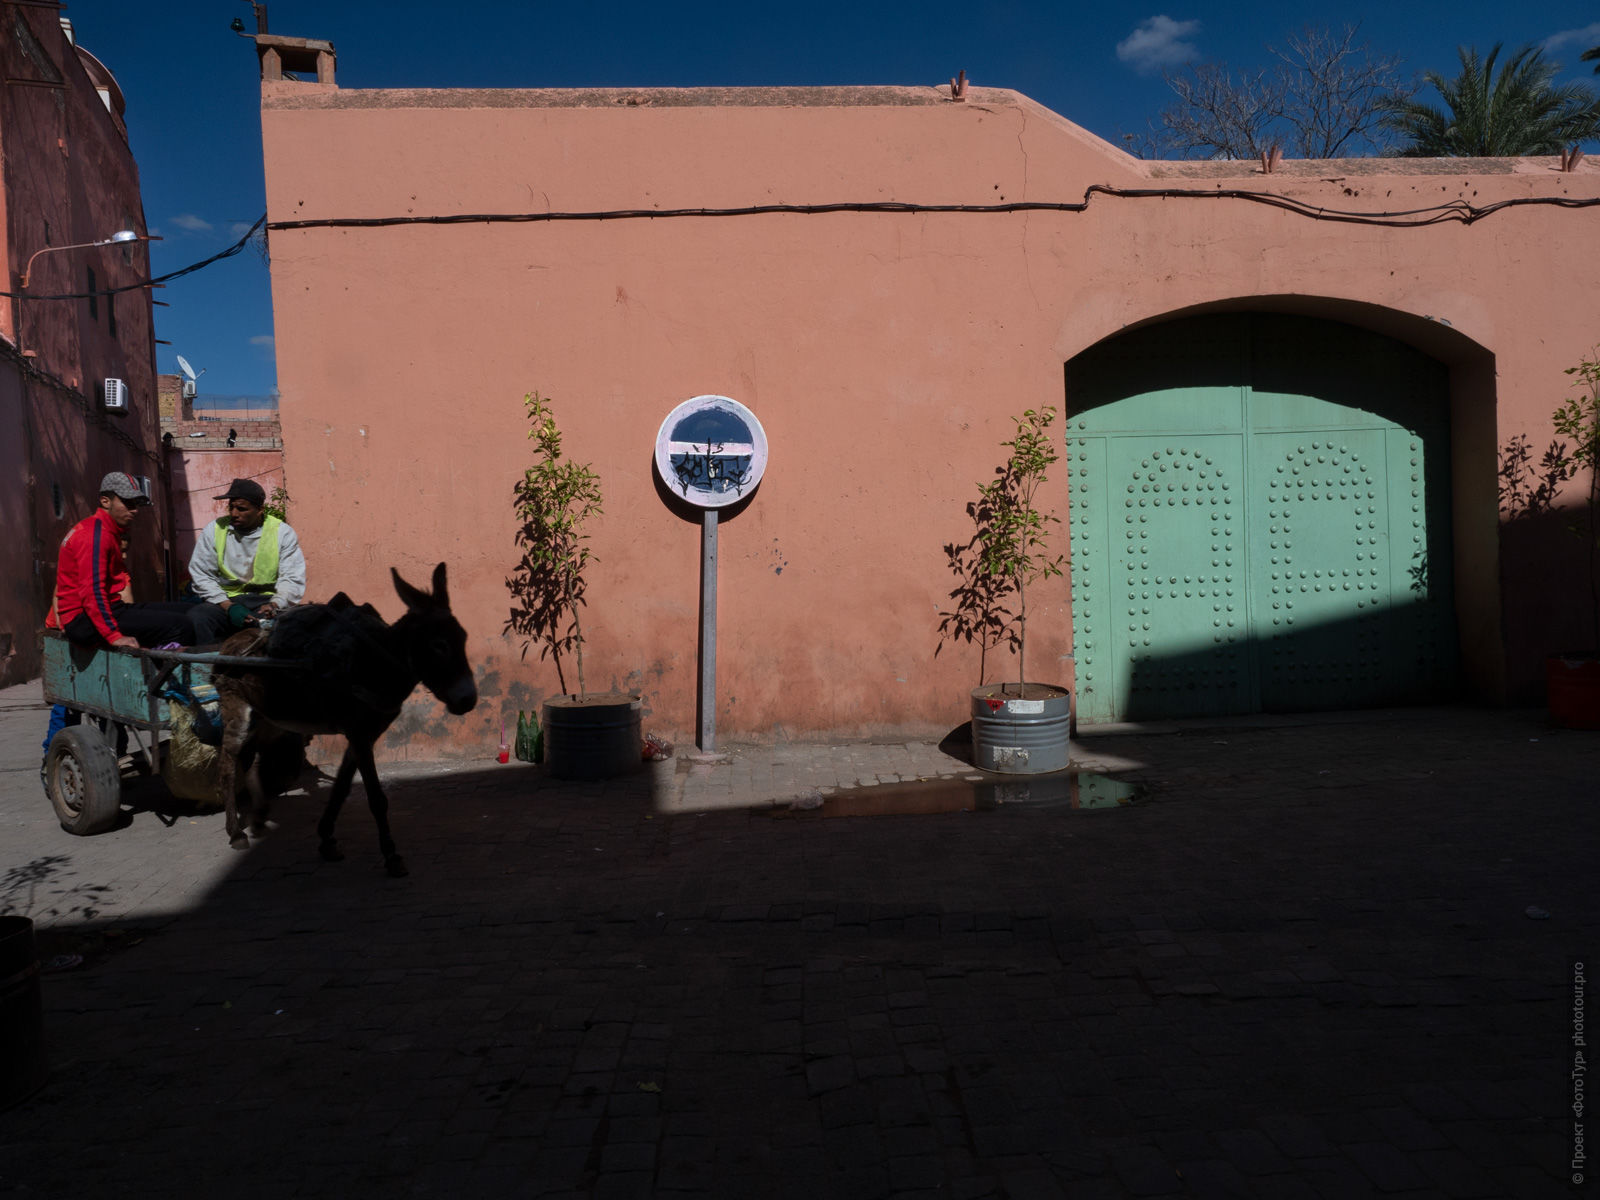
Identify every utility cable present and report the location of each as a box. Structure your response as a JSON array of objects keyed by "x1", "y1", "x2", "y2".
[
  {"x1": 0, "y1": 215, "x2": 266, "y2": 301},
  {"x1": 0, "y1": 338, "x2": 161, "y2": 464},
  {"x1": 260, "y1": 185, "x2": 1600, "y2": 234},
  {"x1": 6, "y1": 185, "x2": 1594, "y2": 303}
]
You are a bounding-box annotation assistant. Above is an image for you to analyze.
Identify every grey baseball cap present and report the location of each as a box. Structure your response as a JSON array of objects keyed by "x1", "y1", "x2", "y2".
[{"x1": 99, "y1": 471, "x2": 150, "y2": 505}]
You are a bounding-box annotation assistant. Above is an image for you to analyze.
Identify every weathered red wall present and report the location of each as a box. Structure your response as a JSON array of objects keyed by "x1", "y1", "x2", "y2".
[
  {"x1": 1, "y1": 11, "x2": 163, "y2": 686},
  {"x1": 258, "y1": 78, "x2": 1600, "y2": 756}
]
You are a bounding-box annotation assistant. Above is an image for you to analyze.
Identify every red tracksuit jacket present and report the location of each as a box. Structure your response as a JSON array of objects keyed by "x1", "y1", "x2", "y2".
[{"x1": 45, "y1": 508, "x2": 131, "y2": 642}]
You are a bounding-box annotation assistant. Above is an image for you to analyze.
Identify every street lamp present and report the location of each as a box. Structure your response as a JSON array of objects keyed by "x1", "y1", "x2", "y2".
[{"x1": 20, "y1": 229, "x2": 144, "y2": 290}]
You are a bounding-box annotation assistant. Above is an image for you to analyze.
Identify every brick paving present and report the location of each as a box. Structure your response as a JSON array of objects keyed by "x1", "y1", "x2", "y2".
[{"x1": 0, "y1": 679, "x2": 1594, "y2": 1198}]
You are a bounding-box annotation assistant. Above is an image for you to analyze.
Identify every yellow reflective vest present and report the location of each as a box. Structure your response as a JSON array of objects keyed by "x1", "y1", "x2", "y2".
[{"x1": 214, "y1": 514, "x2": 282, "y2": 597}]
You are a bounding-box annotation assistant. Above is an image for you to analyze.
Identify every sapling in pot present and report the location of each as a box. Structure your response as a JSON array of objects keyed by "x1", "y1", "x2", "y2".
[
  {"x1": 505, "y1": 391, "x2": 602, "y2": 697},
  {"x1": 970, "y1": 405, "x2": 1067, "y2": 696}
]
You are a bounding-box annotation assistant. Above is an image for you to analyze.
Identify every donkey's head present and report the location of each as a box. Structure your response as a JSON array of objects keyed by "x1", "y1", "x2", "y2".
[{"x1": 392, "y1": 563, "x2": 479, "y2": 715}]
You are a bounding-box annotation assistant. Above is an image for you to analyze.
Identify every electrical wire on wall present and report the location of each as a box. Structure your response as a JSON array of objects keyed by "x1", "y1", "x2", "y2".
[
  {"x1": 259, "y1": 185, "x2": 1600, "y2": 234},
  {"x1": 5, "y1": 186, "x2": 1595, "y2": 305},
  {"x1": 6, "y1": 181, "x2": 1589, "y2": 469},
  {"x1": 0, "y1": 338, "x2": 160, "y2": 465}
]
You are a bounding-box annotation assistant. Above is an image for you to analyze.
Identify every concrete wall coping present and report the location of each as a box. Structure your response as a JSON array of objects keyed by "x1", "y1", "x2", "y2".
[{"x1": 263, "y1": 82, "x2": 999, "y2": 111}]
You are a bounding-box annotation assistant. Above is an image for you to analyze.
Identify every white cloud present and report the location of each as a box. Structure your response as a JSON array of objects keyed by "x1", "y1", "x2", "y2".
[
  {"x1": 249, "y1": 335, "x2": 275, "y2": 348},
  {"x1": 1117, "y1": 15, "x2": 1202, "y2": 73},
  {"x1": 230, "y1": 221, "x2": 258, "y2": 238},
  {"x1": 170, "y1": 213, "x2": 214, "y2": 233},
  {"x1": 1542, "y1": 22, "x2": 1600, "y2": 57}
]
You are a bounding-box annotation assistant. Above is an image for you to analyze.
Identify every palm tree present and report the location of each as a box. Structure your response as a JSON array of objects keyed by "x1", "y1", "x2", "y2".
[
  {"x1": 1381, "y1": 43, "x2": 1600, "y2": 155},
  {"x1": 1585, "y1": 44, "x2": 1599, "y2": 74}
]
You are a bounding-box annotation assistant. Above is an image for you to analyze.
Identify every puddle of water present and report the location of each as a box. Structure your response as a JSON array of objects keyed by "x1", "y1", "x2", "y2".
[{"x1": 780, "y1": 771, "x2": 1141, "y2": 818}]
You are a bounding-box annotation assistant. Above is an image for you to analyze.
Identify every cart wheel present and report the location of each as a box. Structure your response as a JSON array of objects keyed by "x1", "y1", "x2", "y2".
[{"x1": 46, "y1": 726, "x2": 122, "y2": 835}]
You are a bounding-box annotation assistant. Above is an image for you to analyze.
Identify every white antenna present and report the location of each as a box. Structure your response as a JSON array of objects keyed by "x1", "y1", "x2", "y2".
[{"x1": 175, "y1": 354, "x2": 198, "y2": 382}]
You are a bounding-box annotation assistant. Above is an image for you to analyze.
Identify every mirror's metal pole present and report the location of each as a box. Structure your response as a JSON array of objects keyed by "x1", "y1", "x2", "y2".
[{"x1": 698, "y1": 509, "x2": 718, "y2": 752}]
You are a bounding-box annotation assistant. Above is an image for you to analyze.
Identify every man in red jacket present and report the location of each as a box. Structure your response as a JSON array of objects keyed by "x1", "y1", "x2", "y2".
[
  {"x1": 42, "y1": 472, "x2": 203, "y2": 769},
  {"x1": 45, "y1": 471, "x2": 197, "y2": 648}
]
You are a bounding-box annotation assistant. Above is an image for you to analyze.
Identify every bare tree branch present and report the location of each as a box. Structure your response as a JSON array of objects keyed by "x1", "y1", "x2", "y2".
[
  {"x1": 1270, "y1": 25, "x2": 1409, "y2": 157},
  {"x1": 1157, "y1": 23, "x2": 1412, "y2": 160},
  {"x1": 1159, "y1": 62, "x2": 1285, "y2": 159}
]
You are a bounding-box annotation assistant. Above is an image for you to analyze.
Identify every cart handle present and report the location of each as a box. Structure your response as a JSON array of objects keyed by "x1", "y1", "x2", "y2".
[
  {"x1": 144, "y1": 651, "x2": 312, "y2": 700},
  {"x1": 144, "y1": 649, "x2": 312, "y2": 667}
]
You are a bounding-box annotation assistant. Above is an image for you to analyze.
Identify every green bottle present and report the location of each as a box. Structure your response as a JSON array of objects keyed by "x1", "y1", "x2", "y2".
[{"x1": 515, "y1": 709, "x2": 545, "y2": 764}]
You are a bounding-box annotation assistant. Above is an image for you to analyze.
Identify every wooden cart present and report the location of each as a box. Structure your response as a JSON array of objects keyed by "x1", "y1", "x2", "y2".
[{"x1": 39, "y1": 633, "x2": 276, "y2": 835}]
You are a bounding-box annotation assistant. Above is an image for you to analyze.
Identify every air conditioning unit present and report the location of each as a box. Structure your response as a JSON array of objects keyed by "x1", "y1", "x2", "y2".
[
  {"x1": 103, "y1": 378, "x2": 129, "y2": 413},
  {"x1": 180, "y1": 380, "x2": 196, "y2": 400}
]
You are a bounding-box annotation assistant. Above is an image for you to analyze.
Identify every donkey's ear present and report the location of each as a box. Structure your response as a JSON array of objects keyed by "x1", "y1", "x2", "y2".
[
  {"x1": 392, "y1": 568, "x2": 427, "y2": 610},
  {"x1": 430, "y1": 562, "x2": 449, "y2": 606}
]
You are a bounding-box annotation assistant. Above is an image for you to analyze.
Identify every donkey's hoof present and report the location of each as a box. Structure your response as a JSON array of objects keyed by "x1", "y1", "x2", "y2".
[
  {"x1": 319, "y1": 840, "x2": 344, "y2": 862},
  {"x1": 385, "y1": 855, "x2": 409, "y2": 878},
  {"x1": 229, "y1": 835, "x2": 250, "y2": 851}
]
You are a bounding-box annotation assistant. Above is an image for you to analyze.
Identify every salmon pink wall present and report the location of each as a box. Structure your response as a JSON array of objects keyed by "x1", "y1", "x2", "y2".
[{"x1": 257, "y1": 78, "x2": 1600, "y2": 757}]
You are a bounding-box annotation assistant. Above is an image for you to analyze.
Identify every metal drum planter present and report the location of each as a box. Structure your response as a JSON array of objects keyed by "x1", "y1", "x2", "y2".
[
  {"x1": 0, "y1": 916, "x2": 46, "y2": 1109},
  {"x1": 970, "y1": 685, "x2": 1072, "y2": 774},
  {"x1": 543, "y1": 693, "x2": 642, "y2": 780}
]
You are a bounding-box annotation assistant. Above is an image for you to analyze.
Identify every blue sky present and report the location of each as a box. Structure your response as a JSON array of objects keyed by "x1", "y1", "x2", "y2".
[{"x1": 62, "y1": 1, "x2": 1600, "y2": 401}]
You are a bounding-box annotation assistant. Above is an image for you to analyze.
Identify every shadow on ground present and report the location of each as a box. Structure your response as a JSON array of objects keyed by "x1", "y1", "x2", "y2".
[{"x1": 2, "y1": 709, "x2": 1595, "y2": 1197}]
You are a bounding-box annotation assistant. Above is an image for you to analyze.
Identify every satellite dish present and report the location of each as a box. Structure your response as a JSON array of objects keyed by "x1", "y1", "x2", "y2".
[{"x1": 175, "y1": 355, "x2": 199, "y2": 381}]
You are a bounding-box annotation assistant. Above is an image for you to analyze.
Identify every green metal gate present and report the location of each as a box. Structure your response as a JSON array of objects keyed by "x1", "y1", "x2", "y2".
[{"x1": 1065, "y1": 314, "x2": 1457, "y2": 722}]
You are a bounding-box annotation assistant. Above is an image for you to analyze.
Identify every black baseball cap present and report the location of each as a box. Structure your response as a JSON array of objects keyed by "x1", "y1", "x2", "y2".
[{"x1": 215, "y1": 478, "x2": 266, "y2": 506}]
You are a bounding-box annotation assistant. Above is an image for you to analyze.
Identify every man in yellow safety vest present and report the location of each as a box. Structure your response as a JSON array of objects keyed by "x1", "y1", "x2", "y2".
[{"x1": 187, "y1": 477, "x2": 307, "y2": 645}]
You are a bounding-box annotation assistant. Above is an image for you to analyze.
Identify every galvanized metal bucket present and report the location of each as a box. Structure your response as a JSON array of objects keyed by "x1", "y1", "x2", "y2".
[
  {"x1": 970, "y1": 685, "x2": 1072, "y2": 775},
  {"x1": 543, "y1": 693, "x2": 642, "y2": 781}
]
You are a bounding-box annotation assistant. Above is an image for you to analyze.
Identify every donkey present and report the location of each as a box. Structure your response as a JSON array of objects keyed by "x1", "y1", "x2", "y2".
[{"x1": 212, "y1": 562, "x2": 478, "y2": 877}]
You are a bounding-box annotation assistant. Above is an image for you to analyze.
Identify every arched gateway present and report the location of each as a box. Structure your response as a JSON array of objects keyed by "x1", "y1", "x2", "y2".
[{"x1": 1065, "y1": 313, "x2": 1459, "y2": 723}]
